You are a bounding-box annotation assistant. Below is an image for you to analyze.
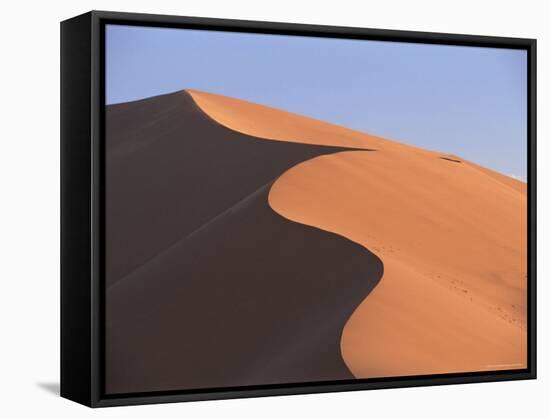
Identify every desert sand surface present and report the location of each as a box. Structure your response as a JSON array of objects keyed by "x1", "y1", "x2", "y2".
[
  {"x1": 191, "y1": 90, "x2": 527, "y2": 377},
  {"x1": 105, "y1": 91, "x2": 382, "y2": 393}
]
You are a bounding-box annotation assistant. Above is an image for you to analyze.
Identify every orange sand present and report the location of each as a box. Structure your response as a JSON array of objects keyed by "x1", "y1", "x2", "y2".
[{"x1": 188, "y1": 89, "x2": 527, "y2": 377}]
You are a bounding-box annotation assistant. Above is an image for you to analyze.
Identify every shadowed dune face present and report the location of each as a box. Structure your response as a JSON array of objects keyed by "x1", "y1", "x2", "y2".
[
  {"x1": 105, "y1": 90, "x2": 382, "y2": 393},
  {"x1": 190, "y1": 90, "x2": 527, "y2": 376},
  {"x1": 106, "y1": 184, "x2": 382, "y2": 392}
]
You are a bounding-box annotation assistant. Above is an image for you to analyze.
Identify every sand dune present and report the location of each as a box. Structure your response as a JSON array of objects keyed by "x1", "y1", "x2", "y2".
[
  {"x1": 105, "y1": 90, "x2": 382, "y2": 393},
  {"x1": 191, "y1": 90, "x2": 527, "y2": 377},
  {"x1": 106, "y1": 88, "x2": 527, "y2": 393}
]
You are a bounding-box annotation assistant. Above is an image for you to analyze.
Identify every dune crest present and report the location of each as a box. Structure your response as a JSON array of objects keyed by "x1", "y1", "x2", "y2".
[
  {"x1": 189, "y1": 89, "x2": 427, "y2": 154},
  {"x1": 188, "y1": 89, "x2": 527, "y2": 195}
]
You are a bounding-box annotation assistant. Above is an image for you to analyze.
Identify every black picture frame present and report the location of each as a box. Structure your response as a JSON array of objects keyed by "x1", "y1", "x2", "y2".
[{"x1": 60, "y1": 10, "x2": 537, "y2": 407}]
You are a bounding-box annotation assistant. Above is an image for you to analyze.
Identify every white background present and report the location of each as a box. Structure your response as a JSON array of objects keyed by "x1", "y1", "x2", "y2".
[{"x1": 0, "y1": 0, "x2": 547, "y2": 417}]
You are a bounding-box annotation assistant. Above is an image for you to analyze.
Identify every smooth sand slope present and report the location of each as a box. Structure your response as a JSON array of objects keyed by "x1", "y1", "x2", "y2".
[
  {"x1": 105, "y1": 91, "x2": 382, "y2": 393},
  {"x1": 191, "y1": 90, "x2": 528, "y2": 377}
]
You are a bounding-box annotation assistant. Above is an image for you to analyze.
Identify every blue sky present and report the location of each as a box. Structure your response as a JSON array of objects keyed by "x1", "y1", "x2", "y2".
[{"x1": 106, "y1": 24, "x2": 527, "y2": 179}]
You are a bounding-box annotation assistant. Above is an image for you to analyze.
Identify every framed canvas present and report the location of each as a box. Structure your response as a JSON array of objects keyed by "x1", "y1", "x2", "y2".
[{"x1": 60, "y1": 10, "x2": 537, "y2": 407}]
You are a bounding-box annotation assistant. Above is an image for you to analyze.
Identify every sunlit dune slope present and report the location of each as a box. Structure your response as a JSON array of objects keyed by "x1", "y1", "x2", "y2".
[
  {"x1": 190, "y1": 89, "x2": 527, "y2": 377},
  {"x1": 269, "y1": 151, "x2": 526, "y2": 377}
]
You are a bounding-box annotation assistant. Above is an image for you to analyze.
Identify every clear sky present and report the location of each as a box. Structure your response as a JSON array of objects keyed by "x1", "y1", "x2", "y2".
[{"x1": 106, "y1": 24, "x2": 527, "y2": 179}]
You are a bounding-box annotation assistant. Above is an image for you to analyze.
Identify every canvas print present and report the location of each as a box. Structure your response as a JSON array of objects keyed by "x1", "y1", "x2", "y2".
[{"x1": 104, "y1": 24, "x2": 527, "y2": 394}]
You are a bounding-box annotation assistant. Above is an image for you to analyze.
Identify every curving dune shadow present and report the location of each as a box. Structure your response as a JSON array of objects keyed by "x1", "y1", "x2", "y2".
[
  {"x1": 106, "y1": 184, "x2": 382, "y2": 393},
  {"x1": 105, "y1": 90, "x2": 382, "y2": 394}
]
